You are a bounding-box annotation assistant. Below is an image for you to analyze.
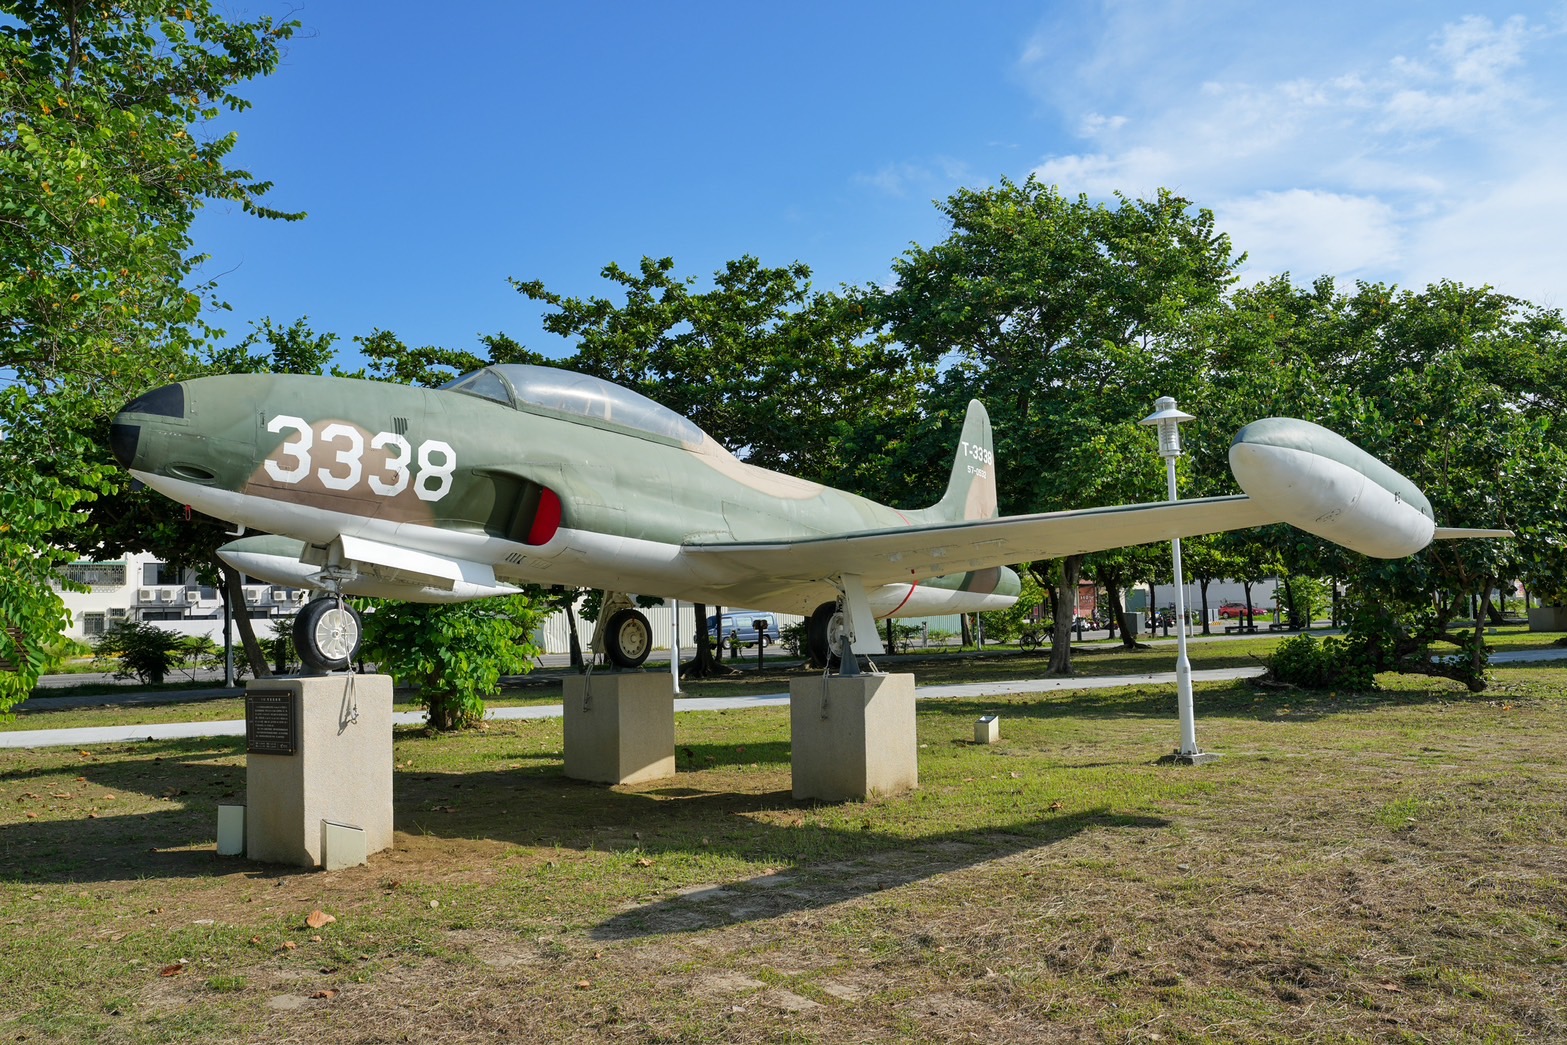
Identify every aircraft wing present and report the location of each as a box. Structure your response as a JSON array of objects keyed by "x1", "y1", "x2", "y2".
[{"x1": 682, "y1": 494, "x2": 1284, "y2": 587}]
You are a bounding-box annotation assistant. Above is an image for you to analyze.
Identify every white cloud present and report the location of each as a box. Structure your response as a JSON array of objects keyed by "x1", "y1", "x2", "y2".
[
  {"x1": 1017, "y1": 5, "x2": 1567, "y2": 304},
  {"x1": 1218, "y1": 189, "x2": 1403, "y2": 281},
  {"x1": 1078, "y1": 112, "x2": 1128, "y2": 138},
  {"x1": 855, "y1": 157, "x2": 979, "y2": 199}
]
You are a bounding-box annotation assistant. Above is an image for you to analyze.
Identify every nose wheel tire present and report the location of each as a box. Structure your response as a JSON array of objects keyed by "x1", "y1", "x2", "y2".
[
  {"x1": 294, "y1": 597, "x2": 363, "y2": 674},
  {"x1": 605, "y1": 608, "x2": 652, "y2": 669}
]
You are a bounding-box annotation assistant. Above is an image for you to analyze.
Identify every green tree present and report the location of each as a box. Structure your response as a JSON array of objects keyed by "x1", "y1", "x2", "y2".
[
  {"x1": 1226, "y1": 279, "x2": 1567, "y2": 690},
  {"x1": 359, "y1": 595, "x2": 545, "y2": 731},
  {"x1": 0, "y1": 1, "x2": 299, "y2": 710},
  {"x1": 875, "y1": 177, "x2": 1242, "y2": 673},
  {"x1": 514, "y1": 254, "x2": 917, "y2": 674}
]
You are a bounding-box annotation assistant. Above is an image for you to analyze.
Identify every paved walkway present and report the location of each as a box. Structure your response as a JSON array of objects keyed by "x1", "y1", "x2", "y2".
[
  {"x1": 9, "y1": 641, "x2": 1560, "y2": 753},
  {"x1": 1, "y1": 667, "x2": 1271, "y2": 750}
]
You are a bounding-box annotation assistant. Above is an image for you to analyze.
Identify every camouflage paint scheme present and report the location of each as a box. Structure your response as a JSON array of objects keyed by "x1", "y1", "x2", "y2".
[{"x1": 108, "y1": 364, "x2": 1492, "y2": 625}]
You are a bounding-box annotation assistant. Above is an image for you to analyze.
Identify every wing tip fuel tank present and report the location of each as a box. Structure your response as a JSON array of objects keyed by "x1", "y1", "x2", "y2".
[{"x1": 1229, "y1": 418, "x2": 1436, "y2": 559}]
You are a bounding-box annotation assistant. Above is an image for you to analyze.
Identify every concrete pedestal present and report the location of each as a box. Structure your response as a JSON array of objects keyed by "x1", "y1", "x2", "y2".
[
  {"x1": 1528, "y1": 605, "x2": 1567, "y2": 632},
  {"x1": 790, "y1": 673, "x2": 917, "y2": 802},
  {"x1": 245, "y1": 674, "x2": 393, "y2": 868},
  {"x1": 563, "y1": 672, "x2": 675, "y2": 784}
]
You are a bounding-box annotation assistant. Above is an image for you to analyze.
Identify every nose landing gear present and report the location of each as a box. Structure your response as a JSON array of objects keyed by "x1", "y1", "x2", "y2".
[{"x1": 294, "y1": 596, "x2": 363, "y2": 674}]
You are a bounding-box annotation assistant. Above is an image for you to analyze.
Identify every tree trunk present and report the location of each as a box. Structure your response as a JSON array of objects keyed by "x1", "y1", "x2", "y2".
[
  {"x1": 224, "y1": 567, "x2": 270, "y2": 678},
  {"x1": 1107, "y1": 583, "x2": 1138, "y2": 650},
  {"x1": 1047, "y1": 555, "x2": 1084, "y2": 674},
  {"x1": 682, "y1": 602, "x2": 733, "y2": 678},
  {"x1": 1470, "y1": 583, "x2": 1492, "y2": 690},
  {"x1": 1486, "y1": 588, "x2": 1505, "y2": 625},
  {"x1": 565, "y1": 600, "x2": 583, "y2": 669},
  {"x1": 1243, "y1": 580, "x2": 1255, "y2": 626},
  {"x1": 960, "y1": 613, "x2": 972, "y2": 647},
  {"x1": 1199, "y1": 578, "x2": 1212, "y2": 636}
]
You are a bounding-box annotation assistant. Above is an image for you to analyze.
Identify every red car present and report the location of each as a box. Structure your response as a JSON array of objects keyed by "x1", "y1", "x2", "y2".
[{"x1": 1218, "y1": 602, "x2": 1253, "y2": 619}]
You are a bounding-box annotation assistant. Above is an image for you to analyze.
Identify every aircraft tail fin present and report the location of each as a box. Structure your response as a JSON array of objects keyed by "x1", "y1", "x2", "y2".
[{"x1": 926, "y1": 399, "x2": 999, "y2": 523}]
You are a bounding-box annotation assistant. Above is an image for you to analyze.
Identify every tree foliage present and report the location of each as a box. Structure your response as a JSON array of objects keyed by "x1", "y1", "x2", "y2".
[
  {"x1": 513, "y1": 254, "x2": 919, "y2": 674},
  {"x1": 874, "y1": 177, "x2": 1242, "y2": 672},
  {"x1": 1213, "y1": 279, "x2": 1567, "y2": 690},
  {"x1": 0, "y1": 0, "x2": 299, "y2": 710}
]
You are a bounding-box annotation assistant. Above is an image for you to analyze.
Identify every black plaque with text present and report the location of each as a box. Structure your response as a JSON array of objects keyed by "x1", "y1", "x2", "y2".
[{"x1": 246, "y1": 689, "x2": 298, "y2": 755}]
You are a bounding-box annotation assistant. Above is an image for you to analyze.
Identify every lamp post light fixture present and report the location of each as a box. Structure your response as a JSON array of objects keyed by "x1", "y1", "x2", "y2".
[{"x1": 1139, "y1": 397, "x2": 1220, "y2": 766}]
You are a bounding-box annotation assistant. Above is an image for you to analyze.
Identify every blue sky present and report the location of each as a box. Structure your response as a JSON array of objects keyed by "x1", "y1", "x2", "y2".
[{"x1": 191, "y1": 2, "x2": 1567, "y2": 366}]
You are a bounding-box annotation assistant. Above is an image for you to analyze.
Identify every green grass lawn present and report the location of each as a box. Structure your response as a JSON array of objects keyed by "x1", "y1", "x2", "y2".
[{"x1": 0, "y1": 646, "x2": 1563, "y2": 1042}]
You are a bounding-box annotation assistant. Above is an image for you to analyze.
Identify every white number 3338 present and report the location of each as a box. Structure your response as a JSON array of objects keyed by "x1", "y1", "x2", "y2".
[{"x1": 263, "y1": 415, "x2": 455, "y2": 502}]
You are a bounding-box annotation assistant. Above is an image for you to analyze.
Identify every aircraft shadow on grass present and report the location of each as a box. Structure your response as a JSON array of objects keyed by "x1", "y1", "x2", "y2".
[
  {"x1": 0, "y1": 665, "x2": 1513, "y2": 889},
  {"x1": 0, "y1": 732, "x2": 1164, "y2": 925},
  {"x1": 0, "y1": 738, "x2": 254, "y2": 885}
]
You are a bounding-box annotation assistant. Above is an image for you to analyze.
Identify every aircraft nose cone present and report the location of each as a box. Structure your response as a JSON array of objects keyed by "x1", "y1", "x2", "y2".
[
  {"x1": 109, "y1": 382, "x2": 184, "y2": 471},
  {"x1": 108, "y1": 421, "x2": 140, "y2": 468}
]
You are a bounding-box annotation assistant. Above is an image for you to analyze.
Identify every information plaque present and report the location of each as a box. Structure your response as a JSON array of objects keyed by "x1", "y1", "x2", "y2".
[{"x1": 246, "y1": 689, "x2": 298, "y2": 755}]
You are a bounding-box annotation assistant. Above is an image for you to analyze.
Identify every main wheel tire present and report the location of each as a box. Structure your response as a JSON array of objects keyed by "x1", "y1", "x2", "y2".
[
  {"x1": 294, "y1": 597, "x2": 362, "y2": 674},
  {"x1": 605, "y1": 608, "x2": 652, "y2": 669},
  {"x1": 807, "y1": 601, "x2": 845, "y2": 669}
]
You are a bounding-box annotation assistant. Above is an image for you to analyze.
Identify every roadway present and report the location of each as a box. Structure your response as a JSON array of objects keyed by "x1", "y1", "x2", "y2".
[{"x1": 7, "y1": 632, "x2": 1563, "y2": 751}]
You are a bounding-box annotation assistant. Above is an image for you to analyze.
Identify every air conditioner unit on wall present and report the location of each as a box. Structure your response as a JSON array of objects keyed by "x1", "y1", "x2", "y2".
[
  {"x1": 158, "y1": 589, "x2": 177, "y2": 602},
  {"x1": 271, "y1": 589, "x2": 288, "y2": 601},
  {"x1": 244, "y1": 588, "x2": 262, "y2": 603},
  {"x1": 138, "y1": 588, "x2": 156, "y2": 602}
]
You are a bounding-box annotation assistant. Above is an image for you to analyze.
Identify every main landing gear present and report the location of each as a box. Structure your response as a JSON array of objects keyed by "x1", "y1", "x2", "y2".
[
  {"x1": 294, "y1": 596, "x2": 363, "y2": 674},
  {"x1": 807, "y1": 600, "x2": 847, "y2": 668},
  {"x1": 596, "y1": 591, "x2": 652, "y2": 669}
]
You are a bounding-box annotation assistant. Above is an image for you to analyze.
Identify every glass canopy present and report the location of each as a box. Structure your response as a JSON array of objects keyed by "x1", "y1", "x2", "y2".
[{"x1": 441, "y1": 364, "x2": 704, "y2": 446}]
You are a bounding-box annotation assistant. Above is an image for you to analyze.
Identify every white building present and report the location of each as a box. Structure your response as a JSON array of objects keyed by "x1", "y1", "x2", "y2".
[
  {"x1": 55, "y1": 552, "x2": 309, "y2": 642},
  {"x1": 54, "y1": 557, "x2": 805, "y2": 655}
]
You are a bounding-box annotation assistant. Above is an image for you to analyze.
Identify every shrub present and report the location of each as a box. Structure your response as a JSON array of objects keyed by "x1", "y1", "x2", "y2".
[
  {"x1": 360, "y1": 595, "x2": 546, "y2": 730},
  {"x1": 1266, "y1": 633, "x2": 1376, "y2": 691},
  {"x1": 93, "y1": 620, "x2": 186, "y2": 684},
  {"x1": 779, "y1": 620, "x2": 808, "y2": 656}
]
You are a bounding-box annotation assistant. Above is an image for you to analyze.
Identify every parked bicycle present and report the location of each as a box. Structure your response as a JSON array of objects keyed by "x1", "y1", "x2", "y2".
[{"x1": 1019, "y1": 619, "x2": 1052, "y2": 652}]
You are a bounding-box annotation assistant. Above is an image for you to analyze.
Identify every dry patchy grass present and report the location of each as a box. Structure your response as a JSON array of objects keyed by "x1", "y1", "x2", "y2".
[{"x1": 0, "y1": 663, "x2": 1563, "y2": 1043}]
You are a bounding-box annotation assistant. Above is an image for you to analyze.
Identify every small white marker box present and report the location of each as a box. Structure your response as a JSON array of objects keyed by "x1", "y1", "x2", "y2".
[
  {"x1": 216, "y1": 804, "x2": 246, "y2": 856},
  {"x1": 975, "y1": 713, "x2": 1000, "y2": 745},
  {"x1": 321, "y1": 820, "x2": 368, "y2": 871}
]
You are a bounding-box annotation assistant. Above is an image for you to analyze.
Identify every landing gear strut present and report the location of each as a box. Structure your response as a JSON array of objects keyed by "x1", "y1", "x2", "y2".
[{"x1": 294, "y1": 596, "x2": 362, "y2": 674}]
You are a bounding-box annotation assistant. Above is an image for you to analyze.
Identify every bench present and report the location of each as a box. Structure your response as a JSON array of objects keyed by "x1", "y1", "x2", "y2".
[{"x1": 1223, "y1": 622, "x2": 1259, "y2": 634}]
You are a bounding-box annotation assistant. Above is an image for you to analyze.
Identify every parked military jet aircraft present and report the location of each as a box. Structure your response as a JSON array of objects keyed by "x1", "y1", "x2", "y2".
[{"x1": 108, "y1": 364, "x2": 1506, "y2": 673}]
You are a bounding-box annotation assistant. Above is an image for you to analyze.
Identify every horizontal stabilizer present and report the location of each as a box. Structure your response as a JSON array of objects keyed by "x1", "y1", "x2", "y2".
[{"x1": 1433, "y1": 527, "x2": 1514, "y2": 540}]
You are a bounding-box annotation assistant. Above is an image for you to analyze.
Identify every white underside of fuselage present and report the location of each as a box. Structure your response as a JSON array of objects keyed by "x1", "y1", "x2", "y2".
[{"x1": 138, "y1": 470, "x2": 1015, "y2": 618}]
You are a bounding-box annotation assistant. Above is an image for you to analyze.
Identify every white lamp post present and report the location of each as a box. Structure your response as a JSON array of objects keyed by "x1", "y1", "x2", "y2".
[{"x1": 1140, "y1": 397, "x2": 1219, "y2": 765}]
